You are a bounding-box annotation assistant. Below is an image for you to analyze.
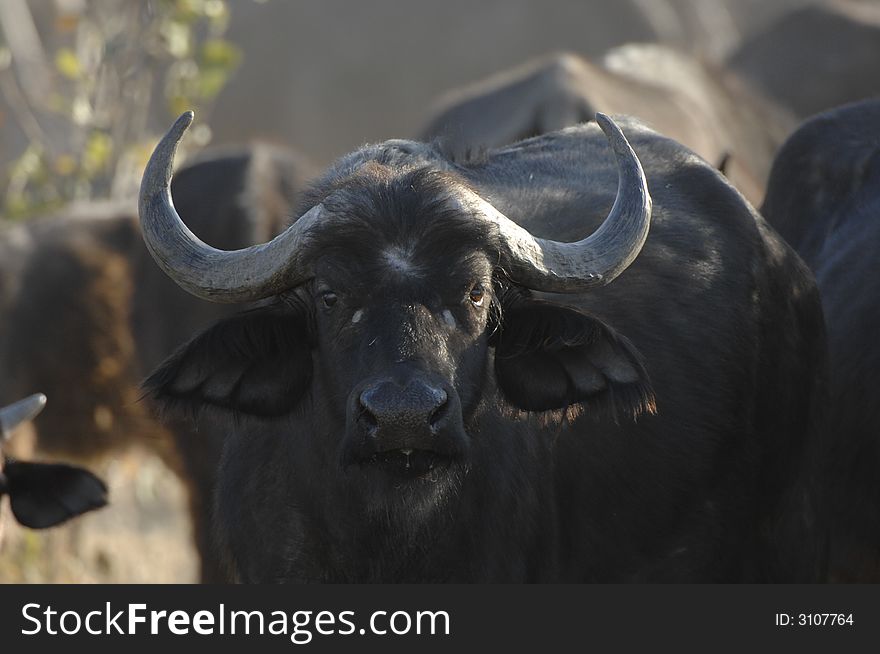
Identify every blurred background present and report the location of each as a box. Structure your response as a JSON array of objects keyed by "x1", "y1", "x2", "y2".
[
  {"x1": 0, "y1": 0, "x2": 845, "y2": 215},
  {"x1": 0, "y1": 0, "x2": 876, "y2": 583}
]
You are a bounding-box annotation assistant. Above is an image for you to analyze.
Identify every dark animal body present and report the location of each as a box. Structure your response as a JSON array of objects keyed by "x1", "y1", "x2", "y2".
[
  {"x1": 142, "y1": 112, "x2": 825, "y2": 582},
  {"x1": 0, "y1": 394, "x2": 106, "y2": 540},
  {"x1": 728, "y1": 1, "x2": 880, "y2": 119},
  {"x1": 420, "y1": 48, "x2": 795, "y2": 207},
  {"x1": 0, "y1": 143, "x2": 314, "y2": 581},
  {"x1": 762, "y1": 99, "x2": 880, "y2": 581}
]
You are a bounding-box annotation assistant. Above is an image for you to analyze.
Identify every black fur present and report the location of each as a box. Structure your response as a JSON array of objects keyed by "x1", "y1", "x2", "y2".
[
  {"x1": 762, "y1": 99, "x2": 880, "y2": 581},
  {"x1": 146, "y1": 118, "x2": 827, "y2": 582}
]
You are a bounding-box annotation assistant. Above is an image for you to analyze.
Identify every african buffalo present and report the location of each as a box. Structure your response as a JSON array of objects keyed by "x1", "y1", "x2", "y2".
[
  {"x1": 0, "y1": 142, "x2": 314, "y2": 581},
  {"x1": 141, "y1": 111, "x2": 825, "y2": 582},
  {"x1": 728, "y1": 1, "x2": 880, "y2": 119},
  {"x1": 761, "y1": 99, "x2": 880, "y2": 582},
  {"x1": 419, "y1": 47, "x2": 795, "y2": 206},
  {"x1": 0, "y1": 394, "x2": 106, "y2": 540}
]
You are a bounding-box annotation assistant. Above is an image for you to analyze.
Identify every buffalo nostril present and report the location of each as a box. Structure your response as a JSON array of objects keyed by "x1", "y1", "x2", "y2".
[
  {"x1": 361, "y1": 409, "x2": 378, "y2": 430},
  {"x1": 428, "y1": 390, "x2": 449, "y2": 430},
  {"x1": 357, "y1": 392, "x2": 380, "y2": 436}
]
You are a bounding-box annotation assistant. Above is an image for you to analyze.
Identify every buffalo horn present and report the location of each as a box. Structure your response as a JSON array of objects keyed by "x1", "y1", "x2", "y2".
[
  {"x1": 462, "y1": 113, "x2": 652, "y2": 292},
  {"x1": 138, "y1": 111, "x2": 325, "y2": 303},
  {"x1": 0, "y1": 393, "x2": 47, "y2": 440}
]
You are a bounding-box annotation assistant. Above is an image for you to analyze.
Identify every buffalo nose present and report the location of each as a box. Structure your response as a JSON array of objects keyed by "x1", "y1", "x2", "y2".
[{"x1": 358, "y1": 380, "x2": 449, "y2": 437}]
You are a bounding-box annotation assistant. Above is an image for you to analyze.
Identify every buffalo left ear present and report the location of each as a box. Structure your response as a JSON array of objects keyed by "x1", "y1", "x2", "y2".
[
  {"x1": 492, "y1": 299, "x2": 655, "y2": 419},
  {"x1": 4, "y1": 461, "x2": 107, "y2": 528}
]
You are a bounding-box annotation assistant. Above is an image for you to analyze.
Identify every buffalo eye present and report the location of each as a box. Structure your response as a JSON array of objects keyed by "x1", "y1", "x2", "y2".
[
  {"x1": 320, "y1": 290, "x2": 338, "y2": 309},
  {"x1": 468, "y1": 284, "x2": 485, "y2": 307}
]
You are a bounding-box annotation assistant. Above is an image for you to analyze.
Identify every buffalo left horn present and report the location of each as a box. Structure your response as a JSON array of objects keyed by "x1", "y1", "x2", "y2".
[
  {"x1": 139, "y1": 111, "x2": 326, "y2": 303},
  {"x1": 457, "y1": 113, "x2": 652, "y2": 292}
]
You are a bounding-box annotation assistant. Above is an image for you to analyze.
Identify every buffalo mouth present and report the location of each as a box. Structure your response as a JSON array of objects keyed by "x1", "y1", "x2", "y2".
[
  {"x1": 343, "y1": 435, "x2": 464, "y2": 481},
  {"x1": 356, "y1": 447, "x2": 456, "y2": 481}
]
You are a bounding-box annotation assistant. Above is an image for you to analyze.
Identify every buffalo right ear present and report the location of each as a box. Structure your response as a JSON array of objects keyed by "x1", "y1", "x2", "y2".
[
  {"x1": 492, "y1": 298, "x2": 655, "y2": 420},
  {"x1": 145, "y1": 307, "x2": 312, "y2": 417}
]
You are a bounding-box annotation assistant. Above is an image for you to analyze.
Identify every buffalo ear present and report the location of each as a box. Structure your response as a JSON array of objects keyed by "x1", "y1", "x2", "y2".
[
  {"x1": 145, "y1": 307, "x2": 312, "y2": 417},
  {"x1": 493, "y1": 299, "x2": 655, "y2": 419},
  {"x1": 4, "y1": 461, "x2": 107, "y2": 528}
]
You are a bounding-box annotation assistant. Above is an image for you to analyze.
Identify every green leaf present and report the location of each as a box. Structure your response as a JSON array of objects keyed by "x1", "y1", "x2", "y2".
[
  {"x1": 55, "y1": 48, "x2": 82, "y2": 80},
  {"x1": 82, "y1": 132, "x2": 113, "y2": 175},
  {"x1": 197, "y1": 68, "x2": 231, "y2": 99},
  {"x1": 200, "y1": 39, "x2": 240, "y2": 69},
  {"x1": 161, "y1": 20, "x2": 192, "y2": 58},
  {"x1": 168, "y1": 94, "x2": 192, "y2": 117}
]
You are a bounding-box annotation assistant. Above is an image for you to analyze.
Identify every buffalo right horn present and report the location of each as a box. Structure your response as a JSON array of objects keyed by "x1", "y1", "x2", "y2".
[{"x1": 139, "y1": 111, "x2": 325, "y2": 303}]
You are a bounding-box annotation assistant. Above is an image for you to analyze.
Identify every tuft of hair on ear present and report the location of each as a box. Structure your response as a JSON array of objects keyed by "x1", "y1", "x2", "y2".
[
  {"x1": 594, "y1": 365, "x2": 657, "y2": 425},
  {"x1": 505, "y1": 358, "x2": 656, "y2": 428},
  {"x1": 582, "y1": 326, "x2": 657, "y2": 425}
]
